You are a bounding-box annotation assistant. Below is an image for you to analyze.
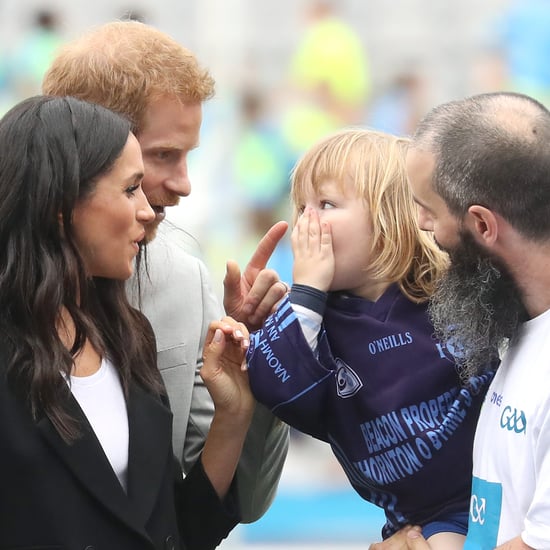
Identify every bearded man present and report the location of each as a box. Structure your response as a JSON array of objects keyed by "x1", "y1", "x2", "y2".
[{"x1": 372, "y1": 92, "x2": 550, "y2": 550}]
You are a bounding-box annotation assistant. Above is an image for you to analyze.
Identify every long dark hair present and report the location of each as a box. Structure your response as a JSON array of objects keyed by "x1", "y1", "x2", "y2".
[{"x1": 0, "y1": 96, "x2": 163, "y2": 441}]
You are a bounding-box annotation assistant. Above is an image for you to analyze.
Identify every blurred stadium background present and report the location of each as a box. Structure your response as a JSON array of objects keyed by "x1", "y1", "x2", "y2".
[{"x1": 1, "y1": 0, "x2": 546, "y2": 546}]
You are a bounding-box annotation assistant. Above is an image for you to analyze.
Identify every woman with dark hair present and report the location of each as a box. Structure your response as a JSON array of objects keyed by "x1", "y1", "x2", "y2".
[{"x1": 0, "y1": 95, "x2": 254, "y2": 549}]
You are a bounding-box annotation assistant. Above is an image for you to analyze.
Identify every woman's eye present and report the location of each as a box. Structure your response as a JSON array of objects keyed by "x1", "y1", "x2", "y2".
[{"x1": 125, "y1": 184, "x2": 139, "y2": 196}]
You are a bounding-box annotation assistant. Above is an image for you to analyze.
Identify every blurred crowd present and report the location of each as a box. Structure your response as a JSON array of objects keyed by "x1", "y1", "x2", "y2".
[{"x1": 3, "y1": 1, "x2": 549, "y2": 296}]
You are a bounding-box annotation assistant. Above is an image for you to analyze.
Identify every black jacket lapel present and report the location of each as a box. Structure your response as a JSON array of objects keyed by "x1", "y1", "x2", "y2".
[
  {"x1": 126, "y1": 382, "x2": 173, "y2": 524},
  {"x1": 36, "y1": 389, "x2": 151, "y2": 540}
]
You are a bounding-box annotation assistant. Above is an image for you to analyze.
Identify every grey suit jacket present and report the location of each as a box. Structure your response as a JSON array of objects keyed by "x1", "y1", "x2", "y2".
[{"x1": 129, "y1": 222, "x2": 289, "y2": 523}]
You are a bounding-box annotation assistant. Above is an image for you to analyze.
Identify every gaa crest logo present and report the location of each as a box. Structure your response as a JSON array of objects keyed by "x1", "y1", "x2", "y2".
[{"x1": 335, "y1": 357, "x2": 363, "y2": 398}]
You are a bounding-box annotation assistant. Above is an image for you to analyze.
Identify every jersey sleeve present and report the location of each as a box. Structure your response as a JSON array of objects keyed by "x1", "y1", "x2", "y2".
[{"x1": 246, "y1": 296, "x2": 335, "y2": 440}]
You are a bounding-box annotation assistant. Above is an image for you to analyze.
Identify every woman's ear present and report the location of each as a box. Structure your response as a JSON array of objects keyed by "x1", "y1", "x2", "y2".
[{"x1": 465, "y1": 204, "x2": 499, "y2": 247}]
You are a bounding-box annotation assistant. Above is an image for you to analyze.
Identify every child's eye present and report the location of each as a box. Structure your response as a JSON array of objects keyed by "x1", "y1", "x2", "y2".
[{"x1": 320, "y1": 201, "x2": 335, "y2": 210}]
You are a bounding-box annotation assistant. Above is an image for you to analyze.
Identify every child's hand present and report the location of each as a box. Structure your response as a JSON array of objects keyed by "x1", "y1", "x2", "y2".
[
  {"x1": 201, "y1": 317, "x2": 255, "y2": 422},
  {"x1": 291, "y1": 207, "x2": 335, "y2": 292}
]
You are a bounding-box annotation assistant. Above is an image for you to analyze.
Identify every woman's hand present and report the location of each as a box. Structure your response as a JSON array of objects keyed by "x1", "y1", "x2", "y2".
[
  {"x1": 201, "y1": 316, "x2": 255, "y2": 423},
  {"x1": 200, "y1": 316, "x2": 256, "y2": 499}
]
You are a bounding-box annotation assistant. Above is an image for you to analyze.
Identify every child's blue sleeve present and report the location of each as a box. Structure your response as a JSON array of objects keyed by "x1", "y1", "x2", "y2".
[{"x1": 246, "y1": 296, "x2": 334, "y2": 440}]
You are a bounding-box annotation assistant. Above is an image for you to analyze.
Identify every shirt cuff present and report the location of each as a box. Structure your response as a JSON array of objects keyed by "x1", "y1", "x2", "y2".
[{"x1": 289, "y1": 284, "x2": 328, "y2": 316}]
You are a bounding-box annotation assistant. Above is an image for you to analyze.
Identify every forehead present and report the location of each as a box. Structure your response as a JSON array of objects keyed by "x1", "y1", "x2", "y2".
[
  {"x1": 120, "y1": 133, "x2": 143, "y2": 166},
  {"x1": 405, "y1": 148, "x2": 459, "y2": 222},
  {"x1": 298, "y1": 169, "x2": 354, "y2": 192},
  {"x1": 295, "y1": 177, "x2": 351, "y2": 205},
  {"x1": 138, "y1": 97, "x2": 202, "y2": 144},
  {"x1": 101, "y1": 133, "x2": 143, "y2": 180},
  {"x1": 405, "y1": 148, "x2": 437, "y2": 199},
  {"x1": 406, "y1": 148, "x2": 434, "y2": 184},
  {"x1": 317, "y1": 176, "x2": 356, "y2": 196}
]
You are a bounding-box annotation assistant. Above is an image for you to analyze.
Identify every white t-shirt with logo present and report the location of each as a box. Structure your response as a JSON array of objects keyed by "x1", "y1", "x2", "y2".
[{"x1": 464, "y1": 308, "x2": 550, "y2": 549}]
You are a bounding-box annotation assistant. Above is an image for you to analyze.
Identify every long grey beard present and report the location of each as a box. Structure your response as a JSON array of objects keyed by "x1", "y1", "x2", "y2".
[{"x1": 429, "y1": 235, "x2": 527, "y2": 380}]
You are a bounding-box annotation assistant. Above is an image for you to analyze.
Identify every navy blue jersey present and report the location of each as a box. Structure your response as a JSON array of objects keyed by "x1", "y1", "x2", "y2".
[{"x1": 247, "y1": 284, "x2": 494, "y2": 537}]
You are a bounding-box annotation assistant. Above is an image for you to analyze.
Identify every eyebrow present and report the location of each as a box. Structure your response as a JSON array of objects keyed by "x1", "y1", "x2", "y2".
[
  {"x1": 411, "y1": 193, "x2": 429, "y2": 209},
  {"x1": 143, "y1": 142, "x2": 200, "y2": 152},
  {"x1": 126, "y1": 171, "x2": 144, "y2": 183}
]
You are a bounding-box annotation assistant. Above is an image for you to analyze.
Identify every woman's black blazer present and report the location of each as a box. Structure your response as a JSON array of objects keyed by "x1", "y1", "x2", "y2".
[{"x1": 0, "y1": 341, "x2": 239, "y2": 550}]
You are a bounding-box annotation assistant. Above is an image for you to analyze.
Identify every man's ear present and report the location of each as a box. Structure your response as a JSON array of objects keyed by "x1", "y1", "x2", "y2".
[{"x1": 465, "y1": 204, "x2": 498, "y2": 247}]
